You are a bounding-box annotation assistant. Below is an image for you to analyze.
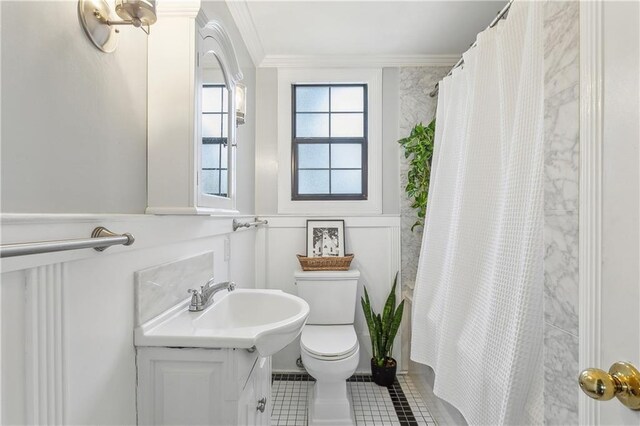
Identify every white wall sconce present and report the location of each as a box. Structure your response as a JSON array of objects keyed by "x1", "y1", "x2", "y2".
[
  {"x1": 235, "y1": 83, "x2": 247, "y2": 126},
  {"x1": 78, "y1": 0, "x2": 157, "y2": 53}
]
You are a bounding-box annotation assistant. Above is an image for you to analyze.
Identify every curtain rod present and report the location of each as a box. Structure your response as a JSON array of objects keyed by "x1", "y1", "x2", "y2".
[{"x1": 429, "y1": 0, "x2": 514, "y2": 98}]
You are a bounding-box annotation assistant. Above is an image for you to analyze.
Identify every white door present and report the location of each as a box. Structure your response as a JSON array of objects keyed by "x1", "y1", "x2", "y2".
[{"x1": 580, "y1": 1, "x2": 640, "y2": 424}]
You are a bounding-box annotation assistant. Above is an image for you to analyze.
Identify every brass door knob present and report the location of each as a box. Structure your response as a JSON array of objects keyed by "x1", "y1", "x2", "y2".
[{"x1": 578, "y1": 361, "x2": 640, "y2": 410}]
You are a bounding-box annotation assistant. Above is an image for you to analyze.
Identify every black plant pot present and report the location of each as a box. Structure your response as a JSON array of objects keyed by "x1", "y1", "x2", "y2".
[{"x1": 371, "y1": 357, "x2": 397, "y2": 387}]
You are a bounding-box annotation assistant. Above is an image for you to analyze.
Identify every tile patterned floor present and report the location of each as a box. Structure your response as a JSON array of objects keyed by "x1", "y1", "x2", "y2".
[
  {"x1": 271, "y1": 374, "x2": 314, "y2": 426},
  {"x1": 271, "y1": 373, "x2": 437, "y2": 426}
]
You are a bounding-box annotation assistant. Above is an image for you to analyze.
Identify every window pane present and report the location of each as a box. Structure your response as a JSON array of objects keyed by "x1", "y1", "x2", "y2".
[
  {"x1": 298, "y1": 170, "x2": 329, "y2": 194},
  {"x1": 331, "y1": 144, "x2": 362, "y2": 168},
  {"x1": 222, "y1": 89, "x2": 229, "y2": 113},
  {"x1": 331, "y1": 170, "x2": 361, "y2": 194},
  {"x1": 203, "y1": 87, "x2": 222, "y2": 112},
  {"x1": 221, "y1": 144, "x2": 228, "y2": 168},
  {"x1": 331, "y1": 113, "x2": 363, "y2": 137},
  {"x1": 203, "y1": 114, "x2": 222, "y2": 137},
  {"x1": 202, "y1": 170, "x2": 220, "y2": 195},
  {"x1": 220, "y1": 170, "x2": 228, "y2": 195},
  {"x1": 298, "y1": 144, "x2": 329, "y2": 168},
  {"x1": 296, "y1": 86, "x2": 329, "y2": 112},
  {"x1": 222, "y1": 113, "x2": 228, "y2": 137},
  {"x1": 296, "y1": 113, "x2": 329, "y2": 137},
  {"x1": 331, "y1": 86, "x2": 364, "y2": 112},
  {"x1": 202, "y1": 144, "x2": 220, "y2": 169}
]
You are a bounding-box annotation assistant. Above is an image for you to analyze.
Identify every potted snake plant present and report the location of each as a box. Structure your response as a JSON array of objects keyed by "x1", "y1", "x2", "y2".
[{"x1": 361, "y1": 272, "x2": 404, "y2": 387}]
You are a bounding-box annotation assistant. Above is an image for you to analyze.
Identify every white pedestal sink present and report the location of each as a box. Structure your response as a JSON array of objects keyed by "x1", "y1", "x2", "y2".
[{"x1": 134, "y1": 289, "x2": 309, "y2": 356}]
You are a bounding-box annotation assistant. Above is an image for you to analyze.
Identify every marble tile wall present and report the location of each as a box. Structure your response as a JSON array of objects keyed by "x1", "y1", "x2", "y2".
[
  {"x1": 543, "y1": 1, "x2": 580, "y2": 424},
  {"x1": 397, "y1": 66, "x2": 449, "y2": 370},
  {"x1": 134, "y1": 251, "x2": 215, "y2": 325},
  {"x1": 398, "y1": 67, "x2": 449, "y2": 296}
]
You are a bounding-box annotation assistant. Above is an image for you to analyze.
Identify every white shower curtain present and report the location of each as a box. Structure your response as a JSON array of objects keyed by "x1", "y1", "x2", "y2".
[{"x1": 410, "y1": 1, "x2": 543, "y2": 425}]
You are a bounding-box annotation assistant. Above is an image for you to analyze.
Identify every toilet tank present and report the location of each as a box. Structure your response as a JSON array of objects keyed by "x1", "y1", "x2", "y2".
[{"x1": 294, "y1": 269, "x2": 360, "y2": 325}]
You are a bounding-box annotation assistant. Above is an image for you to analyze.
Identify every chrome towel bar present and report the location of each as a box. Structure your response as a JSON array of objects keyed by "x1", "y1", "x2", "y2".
[
  {"x1": 0, "y1": 226, "x2": 135, "y2": 258},
  {"x1": 232, "y1": 218, "x2": 268, "y2": 231}
]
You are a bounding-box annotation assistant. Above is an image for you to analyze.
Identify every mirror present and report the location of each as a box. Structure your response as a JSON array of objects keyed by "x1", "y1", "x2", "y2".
[
  {"x1": 200, "y1": 53, "x2": 232, "y2": 199},
  {"x1": 196, "y1": 20, "x2": 243, "y2": 212}
]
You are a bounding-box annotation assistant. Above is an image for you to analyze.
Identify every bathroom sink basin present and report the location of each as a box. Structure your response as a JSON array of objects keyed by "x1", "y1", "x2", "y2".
[{"x1": 135, "y1": 289, "x2": 309, "y2": 357}]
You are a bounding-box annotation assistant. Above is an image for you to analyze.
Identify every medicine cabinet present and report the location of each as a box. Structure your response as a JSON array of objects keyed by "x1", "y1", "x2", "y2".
[{"x1": 147, "y1": 5, "x2": 243, "y2": 214}]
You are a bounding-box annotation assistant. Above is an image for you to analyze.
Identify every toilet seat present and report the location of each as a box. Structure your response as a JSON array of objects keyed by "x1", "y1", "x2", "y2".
[{"x1": 301, "y1": 325, "x2": 359, "y2": 360}]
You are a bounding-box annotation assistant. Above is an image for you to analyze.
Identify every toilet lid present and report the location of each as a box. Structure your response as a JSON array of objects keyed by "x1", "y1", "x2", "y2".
[{"x1": 301, "y1": 325, "x2": 359, "y2": 359}]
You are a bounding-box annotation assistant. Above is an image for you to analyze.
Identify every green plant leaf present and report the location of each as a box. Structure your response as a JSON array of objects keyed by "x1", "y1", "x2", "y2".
[
  {"x1": 381, "y1": 283, "x2": 395, "y2": 331},
  {"x1": 384, "y1": 300, "x2": 405, "y2": 357},
  {"x1": 360, "y1": 273, "x2": 405, "y2": 365},
  {"x1": 398, "y1": 118, "x2": 435, "y2": 233},
  {"x1": 374, "y1": 313, "x2": 385, "y2": 361},
  {"x1": 361, "y1": 286, "x2": 378, "y2": 360},
  {"x1": 381, "y1": 273, "x2": 398, "y2": 346}
]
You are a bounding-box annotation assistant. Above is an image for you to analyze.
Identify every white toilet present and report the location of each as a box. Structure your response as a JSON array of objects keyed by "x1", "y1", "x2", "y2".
[{"x1": 295, "y1": 269, "x2": 361, "y2": 426}]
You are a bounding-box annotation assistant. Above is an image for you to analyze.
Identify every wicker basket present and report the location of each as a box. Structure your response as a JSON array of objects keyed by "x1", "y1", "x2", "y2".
[{"x1": 296, "y1": 254, "x2": 354, "y2": 271}]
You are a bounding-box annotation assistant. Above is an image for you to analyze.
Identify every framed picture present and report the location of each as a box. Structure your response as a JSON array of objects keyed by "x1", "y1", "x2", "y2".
[{"x1": 306, "y1": 220, "x2": 345, "y2": 257}]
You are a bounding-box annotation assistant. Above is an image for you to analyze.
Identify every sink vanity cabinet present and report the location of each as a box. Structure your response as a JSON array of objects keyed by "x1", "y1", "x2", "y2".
[
  {"x1": 237, "y1": 354, "x2": 272, "y2": 426},
  {"x1": 134, "y1": 289, "x2": 309, "y2": 424},
  {"x1": 136, "y1": 347, "x2": 271, "y2": 425}
]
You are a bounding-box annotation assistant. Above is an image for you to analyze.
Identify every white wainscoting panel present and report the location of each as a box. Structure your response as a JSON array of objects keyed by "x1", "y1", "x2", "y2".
[
  {"x1": 1, "y1": 214, "x2": 257, "y2": 425},
  {"x1": 256, "y1": 216, "x2": 402, "y2": 373},
  {"x1": 25, "y1": 263, "x2": 66, "y2": 425}
]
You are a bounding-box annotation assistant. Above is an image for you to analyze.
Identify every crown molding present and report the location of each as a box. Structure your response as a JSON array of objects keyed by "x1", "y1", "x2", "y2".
[
  {"x1": 156, "y1": 0, "x2": 201, "y2": 17},
  {"x1": 225, "y1": 0, "x2": 265, "y2": 67},
  {"x1": 258, "y1": 54, "x2": 459, "y2": 68}
]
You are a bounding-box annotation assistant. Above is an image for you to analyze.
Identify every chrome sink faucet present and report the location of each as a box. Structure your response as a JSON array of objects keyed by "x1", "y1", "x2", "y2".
[{"x1": 187, "y1": 278, "x2": 236, "y2": 312}]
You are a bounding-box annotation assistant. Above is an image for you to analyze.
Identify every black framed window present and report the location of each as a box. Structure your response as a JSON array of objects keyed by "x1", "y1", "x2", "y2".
[
  {"x1": 292, "y1": 84, "x2": 368, "y2": 200},
  {"x1": 201, "y1": 84, "x2": 228, "y2": 197}
]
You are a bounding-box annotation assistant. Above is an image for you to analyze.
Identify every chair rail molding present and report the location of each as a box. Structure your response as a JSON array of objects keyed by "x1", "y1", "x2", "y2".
[
  {"x1": 260, "y1": 215, "x2": 400, "y2": 229},
  {"x1": 0, "y1": 214, "x2": 254, "y2": 273},
  {"x1": 579, "y1": 0, "x2": 604, "y2": 424}
]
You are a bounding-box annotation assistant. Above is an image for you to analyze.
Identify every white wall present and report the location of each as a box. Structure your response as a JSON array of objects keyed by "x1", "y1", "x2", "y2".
[
  {"x1": 1, "y1": 0, "x2": 256, "y2": 216},
  {"x1": 254, "y1": 67, "x2": 400, "y2": 216},
  {"x1": 253, "y1": 65, "x2": 403, "y2": 371},
  {"x1": 255, "y1": 68, "x2": 279, "y2": 215},
  {"x1": 256, "y1": 216, "x2": 400, "y2": 373},
  {"x1": 1, "y1": 1, "x2": 148, "y2": 214},
  {"x1": 382, "y1": 68, "x2": 401, "y2": 215},
  {"x1": 1, "y1": 215, "x2": 257, "y2": 425},
  {"x1": 0, "y1": 1, "x2": 258, "y2": 424},
  {"x1": 254, "y1": 65, "x2": 403, "y2": 372}
]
